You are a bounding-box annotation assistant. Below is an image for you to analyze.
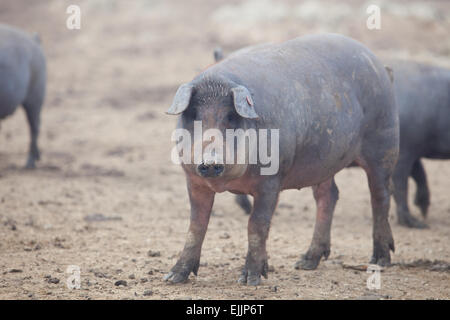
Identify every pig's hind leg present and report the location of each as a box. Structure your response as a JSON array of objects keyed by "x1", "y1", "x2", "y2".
[
  {"x1": 357, "y1": 143, "x2": 397, "y2": 266},
  {"x1": 235, "y1": 194, "x2": 252, "y2": 215},
  {"x1": 23, "y1": 85, "x2": 44, "y2": 169},
  {"x1": 392, "y1": 154, "x2": 428, "y2": 228},
  {"x1": 295, "y1": 178, "x2": 338, "y2": 270},
  {"x1": 411, "y1": 159, "x2": 430, "y2": 218}
]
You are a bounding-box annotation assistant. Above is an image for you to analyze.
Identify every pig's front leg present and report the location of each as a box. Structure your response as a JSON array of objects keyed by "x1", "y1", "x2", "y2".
[
  {"x1": 238, "y1": 179, "x2": 280, "y2": 286},
  {"x1": 164, "y1": 181, "x2": 215, "y2": 283}
]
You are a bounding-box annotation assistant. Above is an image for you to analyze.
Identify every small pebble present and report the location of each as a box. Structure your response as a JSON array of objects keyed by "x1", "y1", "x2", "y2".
[
  {"x1": 47, "y1": 277, "x2": 60, "y2": 284},
  {"x1": 143, "y1": 290, "x2": 153, "y2": 296},
  {"x1": 9, "y1": 269, "x2": 23, "y2": 273},
  {"x1": 147, "y1": 250, "x2": 161, "y2": 257},
  {"x1": 114, "y1": 280, "x2": 127, "y2": 286}
]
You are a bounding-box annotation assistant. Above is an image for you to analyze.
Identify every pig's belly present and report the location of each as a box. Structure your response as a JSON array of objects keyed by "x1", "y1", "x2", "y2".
[
  {"x1": 0, "y1": 78, "x2": 27, "y2": 119},
  {"x1": 0, "y1": 101, "x2": 19, "y2": 119},
  {"x1": 281, "y1": 139, "x2": 362, "y2": 189}
]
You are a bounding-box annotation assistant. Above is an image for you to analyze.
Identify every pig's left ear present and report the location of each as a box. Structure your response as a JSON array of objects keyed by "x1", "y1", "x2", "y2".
[
  {"x1": 231, "y1": 86, "x2": 260, "y2": 119},
  {"x1": 166, "y1": 83, "x2": 194, "y2": 115}
]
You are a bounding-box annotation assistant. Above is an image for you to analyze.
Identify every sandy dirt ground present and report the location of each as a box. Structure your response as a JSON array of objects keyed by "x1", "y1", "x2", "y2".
[{"x1": 0, "y1": 0, "x2": 449, "y2": 300}]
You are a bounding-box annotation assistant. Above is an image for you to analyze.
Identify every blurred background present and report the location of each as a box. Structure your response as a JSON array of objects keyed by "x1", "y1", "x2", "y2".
[{"x1": 0, "y1": 0, "x2": 449, "y2": 299}]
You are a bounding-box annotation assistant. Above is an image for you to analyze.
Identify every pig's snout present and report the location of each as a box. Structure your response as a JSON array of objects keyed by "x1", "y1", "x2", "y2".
[{"x1": 197, "y1": 162, "x2": 224, "y2": 177}]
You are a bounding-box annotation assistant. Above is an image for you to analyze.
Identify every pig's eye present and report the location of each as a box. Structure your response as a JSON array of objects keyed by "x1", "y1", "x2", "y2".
[
  {"x1": 184, "y1": 108, "x2": 197, "y2": 120},
  {"x1": 226, "y1": 112, "x2": 239, "y2": 125}
]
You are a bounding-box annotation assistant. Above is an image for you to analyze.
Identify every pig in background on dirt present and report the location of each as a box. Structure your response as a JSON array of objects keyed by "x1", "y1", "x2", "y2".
[
  {"x1": 165, "y1": 34, "x2": 399, "y2": 285},
  {"x1": 388, "y1": 60, "x2": 450, "y2": 228},
  {"x1": 0, "y1": 24, "x2": 46, "y2": 169},
  {"x1": 218, "y1": 46, "x2": 449, "y2": 230}
]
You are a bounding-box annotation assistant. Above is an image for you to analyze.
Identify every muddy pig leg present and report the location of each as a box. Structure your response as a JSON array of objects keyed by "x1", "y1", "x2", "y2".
[
  {"x1": 23, "y1": 81, "x2": 45, "y2": 169},
  {"x1": 295, "y1": 178, "x2": 338, "y2": 270},
  {"x1": 393, "y1": 154, "x2": 428, "y2": 229},
  {"x1": 411, "y1": 159, "x2": 430, "y2": 218},
  {"x1": 238, "y1": 179, "x2": 280, "y2": 286},
  {"x1": 23, "y1": 101, "x2": 41, "y2": 169},
  {"x1": 164, "y1": 182, "x2": 215, "y2": 283},
  {"x1": 357, "y1": 155, "x2": 396, "y2": 266}
]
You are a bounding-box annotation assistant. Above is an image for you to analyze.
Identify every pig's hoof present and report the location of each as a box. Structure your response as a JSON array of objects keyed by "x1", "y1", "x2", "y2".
[
  {"x1": 398, "y1": 214, "x2": 428, "y2": 229},
  {"x1": 238, "y1": 260, "x2": 268, "y2": 286},
  {"x1": 163, "y1": 271, "x2": 189, "y2": 284},
  {"x1": 295, "y1": 254, "x2": 321, "y2": 270},
  {"x1": 370, "y1": 240, "x2": 394, "y2": 267},
  {"x1": 25, "y1": 161, "x2": 36, "y2": 170},
  {"x1": 370, "y1": 256, "x2": 391, "y2": 267},
  {"x1": 295, "y1": 247, "x2": 329, "y2": 270},
  {"x1": 163, "y1": 259, "x2": 199, "y2": 284},
  {"x1": 238, "y1": 273, "x2": 261, "y2": 286}
]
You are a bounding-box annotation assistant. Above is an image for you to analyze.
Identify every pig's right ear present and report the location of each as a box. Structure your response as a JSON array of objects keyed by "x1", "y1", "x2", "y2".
[{"x1": 166, "y1": 83, "x2": 194, "y2": 115}]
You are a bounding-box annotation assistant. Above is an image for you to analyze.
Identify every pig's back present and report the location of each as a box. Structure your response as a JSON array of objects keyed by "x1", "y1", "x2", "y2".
[{"x1": 209, "y1": 34, "x2": 394, "y2": 130}]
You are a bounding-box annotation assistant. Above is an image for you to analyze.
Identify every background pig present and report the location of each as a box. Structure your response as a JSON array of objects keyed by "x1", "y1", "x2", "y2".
[
  {"x1": 0, "y1": 24, "x2": 46, "y2": 169},
  {"x1": 165, "y1": 34, "x2": 399, "y2": 285},
  {"x1": 388, "y1": 60, "x2": 450, "y2": 228}
]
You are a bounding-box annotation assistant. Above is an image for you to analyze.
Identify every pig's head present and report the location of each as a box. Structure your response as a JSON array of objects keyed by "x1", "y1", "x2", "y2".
[{"x1": 167, "y1": 76, "x2": 259, "y2": 183}]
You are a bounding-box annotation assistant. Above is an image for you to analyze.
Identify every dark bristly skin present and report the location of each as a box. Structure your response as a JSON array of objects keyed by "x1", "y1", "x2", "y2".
[
  {"x1": 220, "y1": 51, "x2": 450, "y2": 229},
  {"x1": 0, "y1": 24, "x2": 46, "y2": 169},
  {"x1": 165, "y1": 34, "x2": 399, "y2": 285}
]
